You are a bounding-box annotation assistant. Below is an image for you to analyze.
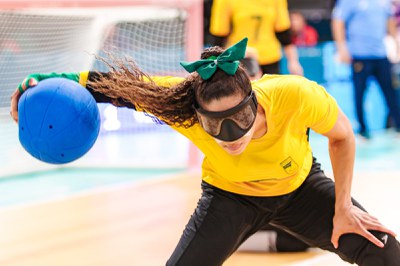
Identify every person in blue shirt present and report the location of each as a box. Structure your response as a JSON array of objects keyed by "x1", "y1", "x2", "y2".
[{"x1": 332, "y1": 0, "x2": 400, "y2": 139}]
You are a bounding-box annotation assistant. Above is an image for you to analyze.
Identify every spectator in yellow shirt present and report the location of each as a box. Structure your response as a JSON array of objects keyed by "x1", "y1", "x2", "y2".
[{"x1": 209, "y1": 0, "x2": 303, "y2": 76}]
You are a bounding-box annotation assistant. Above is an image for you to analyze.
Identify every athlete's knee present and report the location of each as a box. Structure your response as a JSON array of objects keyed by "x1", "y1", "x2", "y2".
[
  {"x1": 355, "y1": 233, "x2": 400, "y2": 266},
  {"x1": 276, "y1": 231, "x2": 309, "y2": 252}
]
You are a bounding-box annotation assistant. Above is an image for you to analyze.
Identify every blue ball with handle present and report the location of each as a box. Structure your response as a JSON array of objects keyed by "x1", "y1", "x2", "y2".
[{"x1": 18, "y1": 77, "x2": 100, "y2": 164}]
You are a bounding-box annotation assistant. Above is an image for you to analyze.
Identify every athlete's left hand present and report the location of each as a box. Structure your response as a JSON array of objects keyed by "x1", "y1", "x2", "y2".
[{"x1": 331, "y1": 204, "x2": 397, "y2": 249}]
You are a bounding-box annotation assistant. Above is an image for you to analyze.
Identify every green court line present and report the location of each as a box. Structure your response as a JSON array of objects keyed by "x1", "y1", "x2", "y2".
[{"x1": 0, "y1": 167, "x2": 184, "y2": 208}]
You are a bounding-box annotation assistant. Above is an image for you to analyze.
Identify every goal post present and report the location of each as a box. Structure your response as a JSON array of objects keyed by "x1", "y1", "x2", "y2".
[
  {"x1": 0, "y1": 0, "x2": 203, "y2": 177},
  {"x1": 0, "y1": 0, "x2": 203, "y2": 62}
]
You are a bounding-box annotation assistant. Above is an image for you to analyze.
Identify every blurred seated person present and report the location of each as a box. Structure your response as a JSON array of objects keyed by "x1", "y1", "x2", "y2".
[{"x1": 290, "y1": 11, "x2": 319, "y2": 47}]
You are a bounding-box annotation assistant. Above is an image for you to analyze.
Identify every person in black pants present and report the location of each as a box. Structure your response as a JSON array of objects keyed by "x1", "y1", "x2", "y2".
[{"x1": 332, "y1": 0, "x2": 400, "y2": 139}]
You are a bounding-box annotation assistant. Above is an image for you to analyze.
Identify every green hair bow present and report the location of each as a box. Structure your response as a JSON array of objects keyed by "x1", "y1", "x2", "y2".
[{"x1": 180, "y1": 37, "x2": 248, "y2": 80}]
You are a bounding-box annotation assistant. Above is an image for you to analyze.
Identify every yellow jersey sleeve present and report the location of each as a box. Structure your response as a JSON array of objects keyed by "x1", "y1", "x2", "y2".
[
  {"x1": 298, "y1": 80, "x2": 339, "y2": 134},
  {"x1": 82, "y1": 72, "x2": 184, "y2": 89},
  {"x1": 79, "y1": 72, "x2": 184, "y2": 92},
  {"x1": 254, "y1": 75, "x2": 339, "y2": 134},
  {"x1": 209, "y1": 0, "x2": 231, "y2": 37},
  {"x1": 265, "y1": 75, "x2": 339, "y2": 134},
  {"x1": 132, "y1": 76, "x2": 185, "y2": 113},
  {"x1": 78, "y1": 71, "x2": 89, "y2": 87},
  {"x1": 146, "y1": 76, "x2": 185, "y2": 87},
  {"x1": 274, "y1": 0, "x2": 291, "y2": 32}
]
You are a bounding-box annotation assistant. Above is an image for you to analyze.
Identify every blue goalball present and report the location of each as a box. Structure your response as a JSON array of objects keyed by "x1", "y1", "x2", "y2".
[{"x1": 18, "y1": 77, "x2": 101, "y2": 164}]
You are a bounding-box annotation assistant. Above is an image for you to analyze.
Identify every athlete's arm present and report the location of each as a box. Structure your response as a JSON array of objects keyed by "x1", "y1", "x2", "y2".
[
  {"x1": 322, "y1": 109, "x2": 397, "y2": 248},
  {"x1": 85, "y1": 71, "x2": 135, "y2": 108}
]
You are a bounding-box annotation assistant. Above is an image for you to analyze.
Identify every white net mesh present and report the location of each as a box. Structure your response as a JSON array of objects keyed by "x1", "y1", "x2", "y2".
[{"x1": 0, "y1": 6, "x2": 201, "y2": 176}]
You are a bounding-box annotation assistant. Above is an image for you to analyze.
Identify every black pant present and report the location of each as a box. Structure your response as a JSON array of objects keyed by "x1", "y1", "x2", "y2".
[
  {"x1": 352, "y1": 58, "x2": 400, "y2": 133},
  {"x1": 167, "y1": 159, "x2": 400, "y2": 266}
]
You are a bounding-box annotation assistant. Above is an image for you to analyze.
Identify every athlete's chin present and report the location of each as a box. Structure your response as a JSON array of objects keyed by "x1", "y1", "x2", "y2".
[
  {"x1": 226, "y1": 149, "x2": 245, "y2": 156},
  {"x1": 223, "y1": 144, "x2": 246, "y2": 155}
]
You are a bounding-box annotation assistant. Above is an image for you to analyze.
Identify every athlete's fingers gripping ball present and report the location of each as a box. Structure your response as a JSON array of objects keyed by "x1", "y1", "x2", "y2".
[
  {"x1": 17, "y1": 76, "x2": 38, "y2": 93},
  {"x1": 18, "y1": 78, "x2": 100, "y2": 164},
  {"x1": 17, "y1": 72, "x2": 80, "y2": 93}
]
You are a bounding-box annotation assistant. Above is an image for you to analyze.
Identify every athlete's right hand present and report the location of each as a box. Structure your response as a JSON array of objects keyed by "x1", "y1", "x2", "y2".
[
  {"x1": 10, "y1": 75, "x2": 39, "y2": 123},
  {"x1": 10, "y1": 72, "x2": 80, "y2": 123}
]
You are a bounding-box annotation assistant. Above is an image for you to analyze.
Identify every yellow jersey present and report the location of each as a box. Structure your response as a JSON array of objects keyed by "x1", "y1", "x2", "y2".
[
  {"x1": 209, "y1": 0, "x2": 291, "y2": 65},
  {"x1": 150, "y1": 75, "x2": 339, "y2": 197}
]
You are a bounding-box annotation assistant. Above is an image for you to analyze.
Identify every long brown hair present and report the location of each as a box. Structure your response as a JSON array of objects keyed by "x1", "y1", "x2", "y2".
[{"x1": 88, "y1": 47, "x2": 252, "y2": 128}]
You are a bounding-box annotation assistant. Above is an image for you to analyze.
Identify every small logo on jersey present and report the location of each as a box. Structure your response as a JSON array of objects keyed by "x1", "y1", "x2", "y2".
[
  {"x1": 381, "y1": 234, "x2": 388, "y2": 245},
  {"x1": 280, "y1": 157, "x2": 299, "y2": 175}
]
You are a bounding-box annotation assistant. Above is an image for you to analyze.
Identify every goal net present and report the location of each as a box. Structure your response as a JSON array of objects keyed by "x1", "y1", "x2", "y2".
[{"x1": 0, "y1": 1, "x2": 203, "y2": 176}]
